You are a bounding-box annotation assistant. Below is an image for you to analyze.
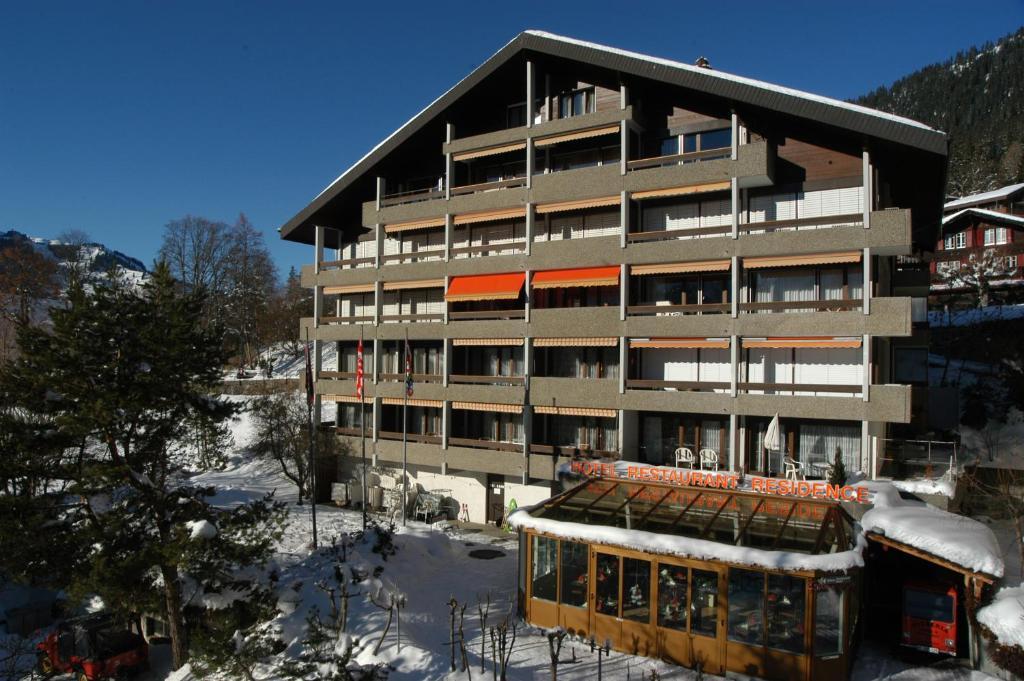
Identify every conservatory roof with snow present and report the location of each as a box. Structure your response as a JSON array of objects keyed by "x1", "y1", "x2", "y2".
[{"x1": 510, "y1": 479, "x2": 860, "y2": 573}]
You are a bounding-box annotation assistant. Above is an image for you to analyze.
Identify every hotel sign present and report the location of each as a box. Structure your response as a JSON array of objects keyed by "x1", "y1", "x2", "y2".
[{"x1": 569, "y1": 460, "x2": 871, "y2": 504}]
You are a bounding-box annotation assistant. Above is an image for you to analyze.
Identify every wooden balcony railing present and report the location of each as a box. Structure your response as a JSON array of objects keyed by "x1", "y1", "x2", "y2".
[
  {"x1": 738, "y1": 382, "x2": 862, "y2": 395},
  {"x1": 379, "y1": 373, "x2": 443, "y2": 383},
  {"x1": 738, "y1": 299, "x2": 861, "y2": 313},
  {"x1": 626, "y1": 212, "x2": 863, "y2": 244},
  {"x1": 448, "y1": 437, "x2": 522, "y2": 453},
  {"x1": 379, "y1": 186, "x2": 445, "y2": 207},
  {"x1": 379, "y1": 431, "x2": 442, "y2": 445},
  {"x1": 320, "y1": 315, "x2": 374, "y2": 324},
  {"x1": 319, "y1": 371, "x2": 356, "y2": 380},
  {"x1": 625, "y1": 379, "x2": 730, "y2": 392},
  {"x1": 450, "y1": 241, "x2": 526, "y2": 257},
  {"x1": 450, "y1": 177, "x2": 527, "y2": 196},
  {"x1": 626, "y1": 147, "x2": 731, "y2": 170},
  {"x1": 448, "y1": 309, "x2": 526, "y2": 321},
  {"x1": 336, "y1": 427, "x2": 362, "y2": 437},
  {"x1": 449, "y1": 374, "x2": 525, "y2": 386},
  {"x1": 381, "y1": 249, "x2": 445, "y2": 264},
  {"x1": 627, "y1": 303, "x2": 731, "y2": 316},
  {"x1": 529, "y1": 444, "x2": 619, "y2": 459},
  {"x1": 380, "y1": 313, "x2": 444, "y2": 322},
  {"x1": 319, "y1": 256, "x2": 375, "y2": 269}
]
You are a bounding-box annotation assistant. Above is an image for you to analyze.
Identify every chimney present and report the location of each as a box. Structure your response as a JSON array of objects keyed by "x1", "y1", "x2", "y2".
[{"x1": 695, "y1": 56, "x2": 712, "y2": 69}]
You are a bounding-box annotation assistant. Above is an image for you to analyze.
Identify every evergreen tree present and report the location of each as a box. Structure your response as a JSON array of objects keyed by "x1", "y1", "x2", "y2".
[
  {"x1": 0, "y1": 263, "x2": 286, "y2": 670},
  {"x1": 828, "y1": 446, "x2": 847, "y2": 487}
]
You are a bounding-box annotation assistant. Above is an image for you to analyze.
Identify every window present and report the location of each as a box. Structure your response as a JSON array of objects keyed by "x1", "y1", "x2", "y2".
[
  {"x1": 943, "y1": 232, "x2": 966, "y2": 250},
  {"x1": 507, "y1": 103, "x2": 526, "y2": 128},
  {"x1": 595, "y1": 553, "x2": 620, "y2": 615},
  {"x1": 531, "y1": 536, "x2": 558, "y2": 601},
  {"x1": 728, "y1": 569, "x2": 764, "y2": 644},
  {"x1": 984, "y1": 227, "x2": 1008, "y2": 245},
  {"x1": 659, "y1": 135, "x2": 679, "y2": 157},
  {"x1": 936, "y1": 260, "x2": 960, "y2": 274},
  {"x1": 814, "y1": 586, "x2": 845, "y2": 657},
  {"x1": 682, "y1": 128, "x2": 731, "y2": 156},
  {"x1": 622, "y1": 558, "x2": 651, "y2": 622},
  {"x1": 1007, "y1": 255, "x2": 1018, "y2": 270},
  {"x1": 657, "y1": 565, "x2": 688, "y2": 630},
  {"x1": 766, "y1": 574, "x2": 805, "y2": 653},
  {"x1": 690, "y1": 569, "x2": 719, "y2": 636},
  {"x1": 559, "y1": 541, "x2": 588, "y2": 608},
  {"x1": 559, "y1": 87, "x2": 595, "y2": 118}
]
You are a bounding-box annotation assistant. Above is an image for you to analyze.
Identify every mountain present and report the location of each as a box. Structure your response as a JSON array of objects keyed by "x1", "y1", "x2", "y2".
[
  {"x1": 0, "y1": 229, "x2": 148, "y2": 289},
  {"x1": 854, "y1": 26, "x2": 1024, "y2": 196}
]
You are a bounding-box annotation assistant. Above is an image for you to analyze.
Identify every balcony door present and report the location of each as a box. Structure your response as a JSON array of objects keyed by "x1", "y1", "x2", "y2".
[{"x1": 486, "y1": 474, "x2": 505, "y2": 526}]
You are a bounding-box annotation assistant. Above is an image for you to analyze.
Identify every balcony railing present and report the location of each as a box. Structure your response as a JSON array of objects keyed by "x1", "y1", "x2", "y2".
[
  {"x1": 529, "y1": 444, "x2": 619, "y2": 459},
  {"x1": 738, "y1": 382, "x2": 862, "y2": 395},
  {"x1": 450, "y1": 241, "x2": 527, "y2": 258},
  {"x1": 320, "y1": 315, "x2": 373, "y2": 325},
  {"x1": 449, "y1": 374, "x2": 525, "y2": 386},
  {"x1": 448, "y1": 437, "x2": 522, "y2": 453},
  {"x1": 448, "y1": 309, "x2": 526, "y2": 321},
  {"x1": 625, "y1": 379, "x2": 730, "y2": 392},
  {"x1": 627, "y1": 212, "x2": 863, "y2": 244},
  {"x1": 380, "y1": 313, "x2": 444, "y2": 323},
  {"x1": 382, "y1": 249, "x2": 445, "y2": 264},
  {"x1": 626, "y1": 147, "x2": 731, "y2": 170},
  {"x1": 450, "y1": 177, "x2": 527, "y2": 196},
  {"x1": 738, "y1": 299, "x2": 861, "y2": 313},
  {"x1": 379, "y1": 431, "x2": 441, "y2": 445},
  {"x1": 319, "y1": 256, "x2": 375, "y2": 270},
  {"x1": 627, "y1": 302, "x2": 731, "y2": 316},
  {"x1": 320, "y1": 371, "x2": 356, "y2": 380},
  {"x1": 379, "y1": 373, "x2": 443, "y2": 384},
  {"x1": 380, "y1": 186, "x2": 445, "y2": 207}
]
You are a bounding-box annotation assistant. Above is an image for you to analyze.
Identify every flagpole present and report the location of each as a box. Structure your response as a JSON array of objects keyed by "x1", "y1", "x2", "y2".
[
  {"x1": 304, "y1": 327, "x2": 318, "y2": 550},
  {"x1": 402, "y1": 330, "x2": 409, "y2": 527},
  {"x1": 359, "y1": 326, "x2": 367, "y2": 532}
]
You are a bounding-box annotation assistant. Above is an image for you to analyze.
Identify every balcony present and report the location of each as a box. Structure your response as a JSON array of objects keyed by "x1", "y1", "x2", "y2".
[
  {"x1": 379, "y1": 401, "x2": 442, "y2": 445},
  {"x1": 627, "y1": 339, "x2": 731, "y2": 393},
  {"x1": 450, "y1": 342, "x2": 524, "y2": 386},
  {"x1": 451, "y1": 215, "x2": 526, "y2": 259},
  {"x1": 740, "y1": 338, "x2": 864, "y2": 398},
  {"x1": 627, "y1": 265, "x2": 731, "y2": 318},
  {"x1": 380, "y1": 285, "x2": 445, "y2": 323},
  {"x1": 449, "y1": 403, "x2": 523, "y2": 452},
  {"x1": 531, "y1": 409, "x2": 619, "y2": 460},
  {"x1": 379, "y1": 184, "x2": 445, "y2": 208}
]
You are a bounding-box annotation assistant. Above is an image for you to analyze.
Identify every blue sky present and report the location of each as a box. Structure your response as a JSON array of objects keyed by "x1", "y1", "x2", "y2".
[{"x1": 1, "y1": 1, "x2": 1022, "y2": 276}]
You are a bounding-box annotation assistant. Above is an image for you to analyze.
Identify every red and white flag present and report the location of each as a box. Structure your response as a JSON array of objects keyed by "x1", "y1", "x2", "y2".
[{"x1": 355, "y1": 338, "x2": 365, "y2": 400}]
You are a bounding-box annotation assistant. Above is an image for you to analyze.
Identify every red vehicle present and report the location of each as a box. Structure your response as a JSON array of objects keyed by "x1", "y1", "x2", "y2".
[
  {"x1": 37, "y1": 613, "x2": 148, "y2": 680},
  {"x1": 901, "y1": 581, "x2": 958, "y2": 656}
]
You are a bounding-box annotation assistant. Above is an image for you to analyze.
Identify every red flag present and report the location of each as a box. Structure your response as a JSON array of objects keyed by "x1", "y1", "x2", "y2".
[
  {"x1": 355, "y1": 338, "x2": 364, "y2": 400},
  {"x1": 304, "y1": 341, "x2": 314, "y2": 407}
]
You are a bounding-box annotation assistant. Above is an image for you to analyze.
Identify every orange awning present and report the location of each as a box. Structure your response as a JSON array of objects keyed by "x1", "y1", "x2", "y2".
[
  {"x1": 630, "y1": 338, "x2": 730, "y2": 349},
  {"x1": 743, "y1": 251, "x2": 862, "y2": 269},
  {"x1": 322, "y1": 394, "x2": 371, "y2": 404},
  {"x1": 452, "y1": 401, "x2": 523, "y2": 414},
  {"x1": 452, "y1": 142, "x2": 526, "y2": 162},
  {"x1": 631, "y1": 181, "x2": 731, "y2": 200},
  {"x1": 531, "y1": 266, "x2": 620, "y2": 289},
  {"x1": 535, "y1": 196, "x2": 621, "y2": 214},
  {"x1": 445, "y1": 272, "x2": 526, "y2": 302},
  {"x1": 534, "y1": 125, "x2": 620, "y2": 148},
  {"x1": 741, "y1": 337, "x2": 862, "y2": 349},
  {"x1": 453, "y1": 207, "x2": 527, "y2": 226},
  {"x1": 381, "y1": 397, "x2": 442, "y2": 408},
  {"x1": 383, "y1": 217, "x2": 446, "y2": 234},
  {"x1": 631, "y1": 260, "x2": 731, "y2": 276},
  {"x1": 323, "y1": 283, "x2": 375, "y2": 295},
  {"x1": 533, "y1": 337, "x2": 618, "y2": 347},
  {"x1": 533, "y1": 406, "x2": 617, "y2": 418},
  {"x1": 451, "y1": 338, "x2": 524, "y2": 346},
  {"x1": 382, "y1": 279, "x2": 444, "y2": 291}
]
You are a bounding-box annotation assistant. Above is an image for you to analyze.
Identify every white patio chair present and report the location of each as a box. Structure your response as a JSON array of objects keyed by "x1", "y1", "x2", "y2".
[
  {"x1": 783, "y1": 456, "x2": 806, "y2": 481},
  {"x1": 699, "y1": 449, "x2": 719, "y2": 471},
  {"x1": 674, "y1": 447, "x2": 695, "y2": 468}
]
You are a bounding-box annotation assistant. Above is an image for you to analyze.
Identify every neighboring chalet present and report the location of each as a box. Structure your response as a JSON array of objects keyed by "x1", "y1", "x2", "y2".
[
  {"x1": 932, "y1": 182, "x2": 1024, "y2": 303},
  {"x1": 279, "y1": 31, "x2": 947, "y2": 524}
]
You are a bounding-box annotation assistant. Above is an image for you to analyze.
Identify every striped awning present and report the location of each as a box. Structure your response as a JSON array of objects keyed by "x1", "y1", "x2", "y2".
[
  {"x1": 533, "y1": 337, "x2": 618, "y2": 347},
  {"x1": 531, "y1": 266, "x2": 620, "y2": 289},
  {"x1": 533, "y1": 406, "x2": 617, "y2": 418},
  {"x1": 453, "y1": 207, "x2": 527, "y2": 226},
  {"x1": 382, "y1": 279, "x2": 444, "y2": 291},
  {"x1": 741, "y1": 337, "x2": 862, "y2": 349},
  {"x1": 452, "y1": 142, "x2": 526, "y2": 162},
  {"x1": 535, "y1": 196, "x2": 620, "y2": 214},
  {"x1": 631, "y1": 260, "x2": 731, "y2": 276},
  {"x1": 321, "y1": 394, "x2": 371, "y2": 404},
  {"x1": 631, "y1": 180, "x2": 731, "y2": 200},
  {"x1": 383, "y1": 217, "x2": 446, "y2": 234},
  {"x1": 452, "y1": 401, "x2": 523, "y2": 414},
  {"x1": 445, "y1": 272, "x2": 525, "y2": 302},
  {"x1": 451, "y1": 338, "x2": 524, "y2": 346},
  {"x1": 742, "y1": 251, "x2": 862, "y2": 269},
  {"x1": 630, "y1": 338, "x2": 730, "y2": 349},
  {"x1": 381, "y1": 397, "x2": 443, "y2": 407},
  {"x1": 323, "y1": 283, "x2": 375, "y2": 295},
  {"x1": 534, "y1": 125, "x2": 620, "y2": 148}
]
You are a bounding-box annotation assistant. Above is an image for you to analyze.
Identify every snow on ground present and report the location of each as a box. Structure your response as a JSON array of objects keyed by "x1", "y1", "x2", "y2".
[
  {"x1": 892, "y1": 478, "x2": 957, "y2": 499},
  {"x1": 860, "y1": 483, "x2": 1004, "y2": 578},
  {"x1": 977, "y1": 583, "x2": 1024, "y2": 650},
  {"x1": 222, "y1": 343, "x2": 336, "y2": 382}
]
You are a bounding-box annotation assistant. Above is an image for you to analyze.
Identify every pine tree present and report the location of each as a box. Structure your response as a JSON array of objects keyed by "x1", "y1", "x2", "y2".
[
  {"x1": 828, "y1": 446, "x2": 847, "y2": 487},
  {"x1": 0, "y1": 263, "x2": 286, "y2": 670}
]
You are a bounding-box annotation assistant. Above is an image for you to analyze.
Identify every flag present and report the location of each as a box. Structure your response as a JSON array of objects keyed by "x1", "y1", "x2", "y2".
[
  {"x1": 404, "y1": 338, "x2": 414, "y2": 397},
  {"x1": 355, "y1": 338, "x2": 364, "y2": 400},
  {"x1": 304, "y1": 341, "x2": 314, "y2": 408}
]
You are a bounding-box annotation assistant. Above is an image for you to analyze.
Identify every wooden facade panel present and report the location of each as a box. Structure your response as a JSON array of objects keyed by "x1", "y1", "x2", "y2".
[{"x1": 778, "y1": 138, "x2": 861, "y2": 183}]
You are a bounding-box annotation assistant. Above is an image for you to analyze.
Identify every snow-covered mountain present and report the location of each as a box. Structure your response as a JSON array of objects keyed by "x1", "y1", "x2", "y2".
[{"x1": 0, "y1": 229, "x2": 148, "y2": 289}]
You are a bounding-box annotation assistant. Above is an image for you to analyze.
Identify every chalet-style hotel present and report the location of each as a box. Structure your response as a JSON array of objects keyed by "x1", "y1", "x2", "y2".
[{"x1": 278, "y1": 32, "x2": 984, "y2": 680}]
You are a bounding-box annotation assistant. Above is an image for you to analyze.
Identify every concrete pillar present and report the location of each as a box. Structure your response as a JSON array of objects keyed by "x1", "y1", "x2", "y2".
[
  {"x1": 444, "y1": 214, "x2": 452, "y2": 262},
  {"x1": 525, "y1": 202, "x2": 534, "y2": 256},
  {"x1": 375, "y1": 177, "x2": 384, "y2": 211},
  {"x1": 372, "y1": 397, "x2": 380, "y2": 443},
  {"x1": 731, "y1": 256, "x2": 740, "y2": 318},
  {"x1": 442, "y1": 401, "x2": 450, "y2": 450},
  {"x1": 730, "y1": 336, "x2": 739, "y2": 397},
  {"x1": 445, "y1": 124, "x2": 454, "y2": 201},
  {"x1": 729, "y1": 413, "x2": 738, "y2": 472},
  {"x1": 372, "y1": 338, "x2": 380, "y2": 383},
  {"x1": 524, "y1": 270, "x2": 531, "y2": 324},
  {"x1": 861, "y1": 420, "x2": 870, "y2": 477},
  {"x1": 731, "y1": 178, "x2": 739, "y2": 239},
  {"x1": 731, "y1": 111, "x2": 739, "y2": 161},
  {"x1": 862, "y1": 149, "x2": 872, "y2": 229},
  {"x1": 862, "y1": 334, "x2": 871, "y2": 403},
  {"x1": 374, "y1": 223, "x2": 383, "y2": 269},
  {"x1": 443, "y1": 275, "x2": 450, "y2": 325},
  {"x1": 526, "y1": 60, "x2": 535, "y2": 129},
  {"x1": 619, "y1": 264, "x2": 628, "y2": 321},
  {"x1": 443, "y1": 338, "x2": 451, "y2": 387},
  {"x1": 619, "y1": 337, "x2": 627, "y2": 394},
  {"x1": 373, "y1": 281, "x2": 381, "y2": 326},
  {"x1": 620, "y1": 191, "x2": 629, "y2": 248},
  {"x1": 526, "y1": 138, "x2": 534, "y2": 189},
  {"x1": 620, "y1": 83, "x2": 628, "y2": 110},
  {"x1": 522, "y1": 405, "x2": 532, "y2": 485},
  {"x1": 314, "y1": 225, "x2": 325, "y2": 274},
  {"x1": 863, "y1": 247, "x2": 872, "y2": 315},
  {"x1": 620, "y1": 121, "x2": 628, "y2": 176},
  {"x1": 544, "y1": 74, "x2": 551, "y2": 122}
]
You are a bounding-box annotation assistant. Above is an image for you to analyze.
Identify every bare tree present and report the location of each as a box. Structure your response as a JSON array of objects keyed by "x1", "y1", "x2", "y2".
[
  {"x1": 0, "y1": 241, "x2": 59, "y2": 327},
  {"x1": 223, "y1": 214, "x2": 277, "y2": 367},
  {"x1": 158, "y1": 215, "x2": 232, "y2": 322},
  {"x1": 55, "y1": 229, "x2": 93, "y2": 289},
  {"x1": 940, "y1": 248, "x2": 1017, "y2": 308}
]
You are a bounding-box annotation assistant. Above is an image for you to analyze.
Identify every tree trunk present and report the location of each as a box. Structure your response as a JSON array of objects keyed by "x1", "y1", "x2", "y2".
[{"x1": 161, "y1": 564, "x2": 188, "y2": 670}]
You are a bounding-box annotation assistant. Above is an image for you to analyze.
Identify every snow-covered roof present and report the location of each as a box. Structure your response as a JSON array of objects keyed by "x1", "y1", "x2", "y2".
[
  {"x1": 945, "y1": 183, "x2": 1024, "y2": 211},
  {"x1": 942, "y1": 207, "x2": 1024, "y2": 227},
  {"x1": 977, "y1": 583, "x2": 1024, "y2": 649},
  {"x1": 859, "y1": 483, "x2": 1004, "y2": 578}
]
